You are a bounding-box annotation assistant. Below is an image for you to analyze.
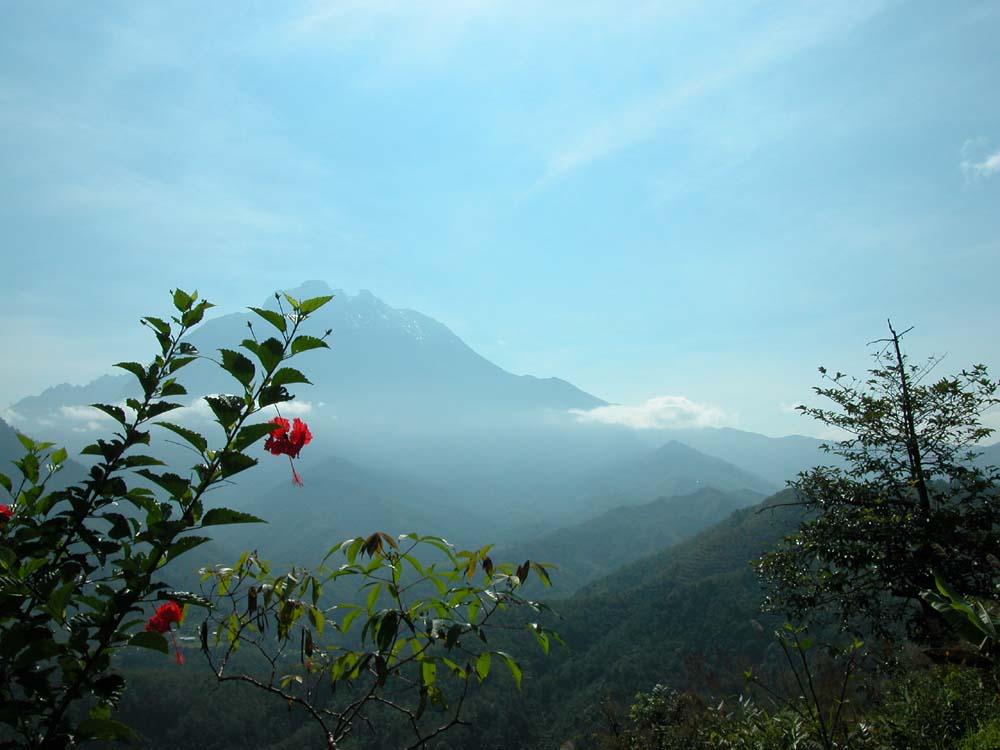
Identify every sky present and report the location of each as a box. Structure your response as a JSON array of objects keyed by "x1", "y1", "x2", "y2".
[{"x1": 1, "y1": 1, "x2": 999, "y2": 439}]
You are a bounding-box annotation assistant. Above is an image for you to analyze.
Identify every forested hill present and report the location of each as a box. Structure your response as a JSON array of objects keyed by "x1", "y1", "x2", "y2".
[
  {"x1": 433, "y1": 489, "x2": 805, "y2": 750},
  {"x1": 496, "y1": 486, "x2": 766, "y2": 594}
]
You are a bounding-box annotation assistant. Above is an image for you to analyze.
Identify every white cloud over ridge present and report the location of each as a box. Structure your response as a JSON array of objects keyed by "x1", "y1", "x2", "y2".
[
  {"x1": 570, "y1": 395, "x2": 728, "y2": 430},
  {"x1": 169, "y1": 397, "x2": 314, "y2": 424}
]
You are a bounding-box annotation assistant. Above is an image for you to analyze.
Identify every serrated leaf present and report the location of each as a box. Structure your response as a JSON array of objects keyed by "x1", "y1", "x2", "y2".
[
  {"x1": 291, "y1": 335, "x2": 329, "y2": 356},
  {"x1": 232, "y1": 422, "x2": 275, "y2": 452},
  {"x1": 130, "y1": 631, "x2": 168, "y2": 655},
  {"x1": 136, "y1": 470, "x2": 190, "y2": 498},
  {"x1": 160, "y1": 380, "x2": 188, "y2": 397},
  {"x1": 248, "y1": 307, "x2": 287, "y2": 333},
  {"x1": 173, "y1": 289, "x2": 193, "y2": 311},
  {"x1": 91, "y1": 403, "x2": 126, "y2": 425},
  {"x1": 159, "y1": 590, "x2": 210, "y2": 608},
  {"x1": 155, "y1": 422, "x2": 208, "y2": 453},
  {"x1": 220, "y1": 349, "x2": 256, "y2": 388},
  {"x1": 201, "y1": 507, "x2": 266, "y2": 527},
  {"x1": 167, "y1": 536, "x2": 211, "y2": 560},
  {"x1": 253, "y1": 337, "x2": 285, "y2": 372},
  {"x1": 258, "y1": 384, "x2": 291, "y2": 407},
  {"x1": 123, "y1": 454, "x2": 167, "y2": 468},
  {"x1": 218, "y1": 451, "x2": 256, "y2": 479},
  {"x1": 298, "y1": 295, "x2": 334, "y2": 315},
  {"x1": 204, "y1": 395, "x2": 244, "y2": 429},
  {"x1": 115, "y1": 362, "x2": 147, "y2": 384},
  {"x1": 142, "y1": 317, "x2": 171, "y2": 335},
  {"x1": 270, "y1": 367, "x2": 311, "y2": 388},
  {"x1": 146, "y1": 401, "x2": 183, "y2": 419}
]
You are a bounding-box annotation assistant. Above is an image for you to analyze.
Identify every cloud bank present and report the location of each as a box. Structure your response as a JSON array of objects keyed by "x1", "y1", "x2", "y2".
[{"x1": 570, "y1": 395, "x2": 728, "y2": 430}]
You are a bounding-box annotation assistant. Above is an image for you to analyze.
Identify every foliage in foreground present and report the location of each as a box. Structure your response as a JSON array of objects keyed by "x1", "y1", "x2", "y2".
[
  {"x1": 0, "y1": 289, "x2": 554, "y2": 750},
  {"x1": 757, "y1": 322, "x2": 1000, "y2": 641}
]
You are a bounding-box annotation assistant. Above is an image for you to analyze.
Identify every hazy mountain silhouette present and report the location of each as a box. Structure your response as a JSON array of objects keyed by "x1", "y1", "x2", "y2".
[{"x1": 497, "y1": 486, "x2": 767, "y2": 594}]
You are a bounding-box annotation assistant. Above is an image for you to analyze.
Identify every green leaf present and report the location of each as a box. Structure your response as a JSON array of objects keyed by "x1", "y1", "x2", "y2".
[
  {"x1": 220, "y1": 349, "x2": 256, "y2": 388},
  {"x1": 181, "y1": 300, "x2": 213, "y2": 327},
  {"x1": 173, "y1": 288, "x2": 193, "y2": 311},
  {"x1": 232, "y1": 422, "x2": 276, "y2": 452},
  {"x1": 258, "y1": 384, "x2": 292, "y2": 407},
  {"x1": 218, "y1": 451, "x2": 256, "y2": 479},
  {"x1": 167, "y1": 356, "x2": 197, "y2": 375},
  {"x1": 90, "y1": 403, "x2": 126, "y2": 425},
  {"x1": 159, "y1": 590, "x2": 210, "y2": 608},
  {"x1": 252, "y1": 337, "x2": 285, "y2": 372},
  {"x1": 366, "y1": 582, "x2": 383, "y2": 613},
  {"x1": 270, "y1": 367, "x2": 311, "y2": 388},
  {"x1": 291, "y1": 335, "x2": 329, "y2": 356},
  {"x1": 146, "y1": 401, "x2": 183, "y2": 419},
  {"x1": 76, "y1": 717, "x2": 138, "y2": 742},
  {"x1": 115, "y1": 361, "x2": 148, "y2": 386},
  {"x1": 160, "y1": 380, "x2": 188, "y2": 397},
  {"x1": 129, "y1": 630, "x2": 169, "y2": 654},
  {"x1": 167, "y1": 536, "x2": 212, "y2": 560},
  {"x1": 0, "y1": 472, "x2": 10, "y2": 493},
  {"x1": 142, "y1": 316, "x2": 171, "y2": 335},
  {"x1": 50, "y1": 446, "x2": 68, "y2": 466},
  {"x1": 136, "y1": 470, "x2": 191, "y2": 498},
  {"x1": 496, "y1": 651, "x2": 522, "y2": 689},
  {"x1": 309, "y1": 606, "x2": 325, "y2": 635},
  {"x1": 123, "y1": 454, "x2": 167, "y2": 468},
  {"x1": 421, "y1": 659, "x2": 437, "y2": 687},
  {"x1": 155, "y1": 422, "x2": 208, "y2": 453},
  {"x1": 475, "y1": 651, "x2": 491, "y2": 681},
  {"x1": 201, "y1": 508, "x2": 266, "y2": 527},
  {"x1": 205, "y1": 395, "x2": 244, "y2": 429},
  {"x1": 298, "y1": 295, "x2": 334, "y2": 315},
  {"x1": 248, "y1": 306, "x2": 287, "y2": 333}
]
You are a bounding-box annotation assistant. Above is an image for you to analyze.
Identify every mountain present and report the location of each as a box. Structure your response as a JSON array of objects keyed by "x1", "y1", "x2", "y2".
[
  {"x1": 2, "y1": 283, "x2": 639, "y2": 508},
  {"x1": 496, "y1": 486, "x2": 767, "y2": 594},
  {"x1": 205, "y1": 452, "x2": 496, "y2": 570},
  {"x1": 643, "y1": 426, "x2": 837, "y2": 486},
  {"x1": 562, "y1": 440, "x2": 777, "y2": 517},
  {"x1": 6, "y1": 282, "x2": 603, "y2": 430},
  {"x1": 434, "y1": 490, "x2": 806, "y2": 750}
]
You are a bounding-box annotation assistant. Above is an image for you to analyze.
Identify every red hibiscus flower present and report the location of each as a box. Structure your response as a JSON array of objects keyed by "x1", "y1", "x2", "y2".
[
  {"x1": 0, "y1": 505, "x2": 12, "y2": 525},
  {"x1": 264, "y1": 417, "x2": 312, "y2": 486},
  {"x1": 146, "y1": 601, "x2": 186, "y2": 665}
]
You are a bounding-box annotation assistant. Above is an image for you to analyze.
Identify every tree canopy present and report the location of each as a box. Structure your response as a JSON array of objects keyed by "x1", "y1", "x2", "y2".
[{"x1": 757, "y1": 322, "x2": 1000, "y2": 640}]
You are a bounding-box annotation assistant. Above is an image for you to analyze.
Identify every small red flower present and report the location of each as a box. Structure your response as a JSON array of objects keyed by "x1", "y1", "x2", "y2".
[
  {"x1": 145, "y1": 601, "x2": 184, "y2": 633},
  {"x1": 146, "y1": 601, "x2": 185, "y2": 665},
  {"x1": 264, "y1": 417, "x2": 312, "y2": 486},
  {"x1": 0, "y1": 505, "x2": 12, "y2": 525}
]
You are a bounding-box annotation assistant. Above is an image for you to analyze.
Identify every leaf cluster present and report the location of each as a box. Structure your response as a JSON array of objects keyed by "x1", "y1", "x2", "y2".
[
  {"x1": 0, "y1": 289, "x2": 332, "y2": 747},
  {"x1": 197, "y1": 533, "x2": 559, "y2": 749}
]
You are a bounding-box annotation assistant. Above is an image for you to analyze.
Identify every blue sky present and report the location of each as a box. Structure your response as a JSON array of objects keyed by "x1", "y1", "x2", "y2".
[{"x1": 1, "y1": 1, "x2": 998, "y2": 438}]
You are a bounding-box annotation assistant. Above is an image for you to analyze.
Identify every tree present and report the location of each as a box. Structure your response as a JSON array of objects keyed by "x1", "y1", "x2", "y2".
[
  {"x1": 756, "y1": 322, "x2": 1000, "y2": 641},
  {"x1": 0, "y1": 289, "x2": 554, "y2": 749}
]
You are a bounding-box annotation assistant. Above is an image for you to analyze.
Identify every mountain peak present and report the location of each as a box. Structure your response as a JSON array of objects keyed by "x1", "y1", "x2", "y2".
[{"x1": 265, "y1": 280, "x2": 335, "y2": 306}]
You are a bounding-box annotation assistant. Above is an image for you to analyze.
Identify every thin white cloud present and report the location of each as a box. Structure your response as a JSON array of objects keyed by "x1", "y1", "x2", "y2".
[
  {"x1": 169, "y1": 397, "x2": 314, "y2": 424},
  {"x1": 570, "y1": 395, "x2": 728, "y2": 430},
  {"x1": 58, "y1": 405, "x2": 116, "y2": 433},
  {"x1": 532, "y1": 1, "x2": 894, "y2": 190},
  {"x1": 961, "y1": 139, "x2": 1000, "y2": 181}
]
